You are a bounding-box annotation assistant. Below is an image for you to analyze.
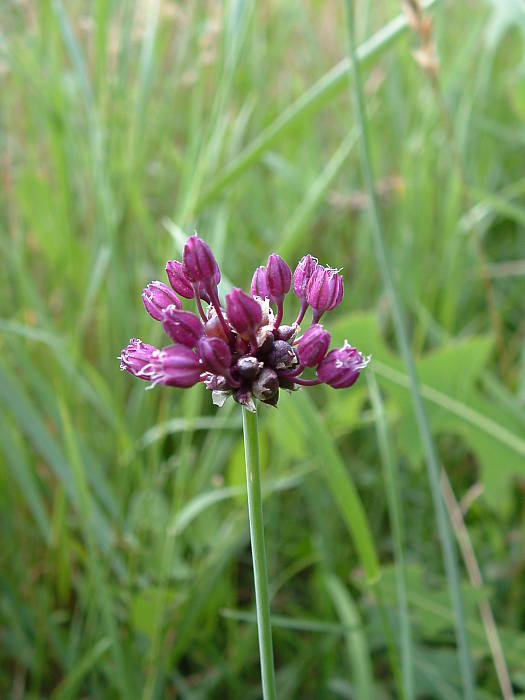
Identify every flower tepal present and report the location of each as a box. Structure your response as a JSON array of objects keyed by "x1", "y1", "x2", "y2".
[{"x1": 119, "y1": 234, "x2": 369, "y2": 409}]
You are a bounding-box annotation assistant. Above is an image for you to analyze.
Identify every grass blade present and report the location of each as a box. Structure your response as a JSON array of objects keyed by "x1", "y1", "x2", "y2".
[
  {"x1": 281, "y1": 391, "x2": 380, "y2": 583},
  {"x1": 325, "y1": 573, "x2": 374, "y2": 700},
  {"x1": 277, "y1": 131, "x2": 357, "y2": 259},
  {"x1": 51, "y1": 638, "x2": 112, "y2": 700},
  {"x1": 0, "y1": 413, "x2": 52, "y2": 543},
  {"x1": 368, "y1": 371, "x2": 414, "y2": 699},
  {"x1": 342, "y1": 2, "x2": 475, "y2": 697},
  {"x1": 197, "y1": 0, "x2": 441, "y2": 208}
]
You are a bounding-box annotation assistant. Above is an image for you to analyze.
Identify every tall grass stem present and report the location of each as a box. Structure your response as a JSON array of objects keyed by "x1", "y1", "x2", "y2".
[
  {"x1": 368, "y1": 372, "x2": 414, "y2": 700},
  {"x1": 343, "y1": 2, "x2": 475, "y2": 698},
  {"x1": 242, "y1": 407, "x2": 277, "y2": 700}
]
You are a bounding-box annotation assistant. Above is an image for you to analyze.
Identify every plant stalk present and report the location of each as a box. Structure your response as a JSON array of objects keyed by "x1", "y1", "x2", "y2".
[
  {"x1": 242, "y1": 406, "x2": 277, "y2": 700},
  {"x1": 342, "y1": 2, "x2": 475, "y2": 698}
]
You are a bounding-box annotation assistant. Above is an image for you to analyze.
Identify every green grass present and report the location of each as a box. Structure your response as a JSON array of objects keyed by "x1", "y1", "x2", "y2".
[{"x1": 1, "y1": 1, "x2": 524, "y2": 698}]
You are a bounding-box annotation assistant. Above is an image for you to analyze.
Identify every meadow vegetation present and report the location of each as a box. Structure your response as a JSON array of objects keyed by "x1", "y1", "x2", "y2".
[{"x1": 1, "y1": 1, "x2": 525, "y2": 698}]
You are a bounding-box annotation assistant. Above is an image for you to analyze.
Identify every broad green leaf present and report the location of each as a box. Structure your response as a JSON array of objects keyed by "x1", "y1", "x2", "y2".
[{"x1": 332, "y1": 313, "x2": 525, "y2": 507}]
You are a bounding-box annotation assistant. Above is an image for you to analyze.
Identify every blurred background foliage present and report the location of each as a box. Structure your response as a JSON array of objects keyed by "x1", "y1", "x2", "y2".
[{"x1": 1, "y1": 0, "x2": 525, "y2": 698}]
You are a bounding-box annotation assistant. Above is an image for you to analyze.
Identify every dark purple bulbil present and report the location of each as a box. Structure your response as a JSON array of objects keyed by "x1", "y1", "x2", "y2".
[{"x1": 120, "y1": 234, "x2": 369, "y2": 410}]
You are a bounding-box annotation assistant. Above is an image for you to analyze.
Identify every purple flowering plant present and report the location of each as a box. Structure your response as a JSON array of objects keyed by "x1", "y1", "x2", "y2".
[
  {"x1": 119, "y1": 234, "x2": 369, "y2": 408},
  {"x1": 119, "y1": 233, "x2": 369, "y2": 698}
]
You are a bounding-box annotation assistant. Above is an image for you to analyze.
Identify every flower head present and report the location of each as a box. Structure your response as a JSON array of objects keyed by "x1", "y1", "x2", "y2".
[{"x1": 120, "y1": 233, "x2": 369, "y2": 409}]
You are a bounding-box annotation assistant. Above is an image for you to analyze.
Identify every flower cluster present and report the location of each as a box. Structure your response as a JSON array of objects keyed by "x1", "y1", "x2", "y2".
[{"x1": 119, "y1": 235, "x2": 369, "y2": 410}]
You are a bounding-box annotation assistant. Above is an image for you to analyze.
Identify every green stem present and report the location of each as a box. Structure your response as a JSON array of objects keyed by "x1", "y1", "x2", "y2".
[
  {"x1": 342, "y1": 2, "x2": 475, "y2": 699},
  {"x1": 368, "y1": 372, "x2": 414, "y2": 700},
  {"x1": 242, "y1": 406, "x2": 277, "y2": 700}
]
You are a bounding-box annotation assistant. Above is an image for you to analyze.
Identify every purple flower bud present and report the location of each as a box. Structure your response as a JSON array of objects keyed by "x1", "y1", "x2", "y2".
[
  {"x1": 317, "y1": 341, "x2": 369, "y2": 389},
  {"x1": 166, "y1": 260, "x2": 195, "y2": 299},
  {"x1": 225, "y1": 288, "x2": 262, "y2": 337},
  {"x1": 142, "y1": 281, "x2": 182, "y2": 321},
  {"x1": 293, "y1": 254, "x2": 317, "y2": 300},
  {"x1": 297, "y1": 324, "x2": 330, "y2": 367},
  {"x1": 327, "y1": 273, "x2": 344, "y2": 311},
  {"x1": 252, "y1": 368, "x2": 279, "y2": 401},
  {"x1": 306, "y1": 266, "x2": 343, "y2": 320},
  {"x1": 266, "y1": 340, "x2": 297, "y2": 370},
  {"x1": 182, "y1": 234, "x2": 221, "y2": 287},
  {"x1": 197, "y1": 336, "x2": 232, "y2": 375},
  {"x1": 162, "y1": 307, "x2": 204, "y2": 347},
  {"x1": 266, "y1": 254, "x2": 291, "y2": 302},
  {"x1": 150, "y1": 345, "x2": 203, "y2": 388},
  {"x1": 251, "y1": 266, "x2": 269, "y2": 299},
  {"x1": 119, "y1": 338, "x2": 157, "y2": 379}
]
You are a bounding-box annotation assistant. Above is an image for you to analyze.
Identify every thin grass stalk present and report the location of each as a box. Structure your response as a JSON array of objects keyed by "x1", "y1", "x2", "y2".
[
  {"x1": 342, "y1": 2, "x2": 475, "y2": 698},
  {"x1": 440, "y1": 471, "x2": 514, "y2": 700},
  {"x1": 196, "y1": 0, "x2": 441, "y2": 211},
  {"x1": 242, "y1": 407, "x2": 277, "y2": 700},
  {"x1": 368, "y1": 372, "x2": 414, "y2": 700},
  {"x1": 402, "y1": 0, "x2": 508, "y2": 376}
]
